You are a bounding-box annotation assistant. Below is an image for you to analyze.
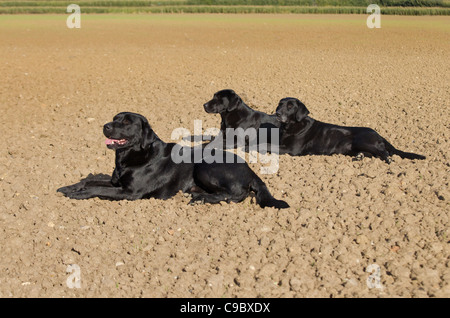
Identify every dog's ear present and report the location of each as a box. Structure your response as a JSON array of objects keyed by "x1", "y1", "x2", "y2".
[
  {"x1": 295, "y1": 99, "x2": 310, "y2": 122},
  {"x1": 141, "y1": 118, "x2": 157, "y2": 149},
  {"x1": 227, "y1": 91, "x2": 242, "y2": 112}
]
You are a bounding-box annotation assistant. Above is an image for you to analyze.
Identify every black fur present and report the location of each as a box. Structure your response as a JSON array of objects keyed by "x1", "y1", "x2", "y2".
[
  {"x1": 275, "y1": 97, "x2": 425, "y2": 163},
  {"x1": 57, "y1": 112, "x2": 288, "y2": 209},
  {"x1": 204, "y1": 89, "x2": 280, "y2": 151}
]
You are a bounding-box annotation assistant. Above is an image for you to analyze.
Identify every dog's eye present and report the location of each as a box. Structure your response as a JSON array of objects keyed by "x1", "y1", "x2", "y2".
[
  {"x1": 123, "y1": 119, "x2": 131, "y2": 125},
  {"x1": 287, "y1": 103, "x2": 293, "y2": 110}
]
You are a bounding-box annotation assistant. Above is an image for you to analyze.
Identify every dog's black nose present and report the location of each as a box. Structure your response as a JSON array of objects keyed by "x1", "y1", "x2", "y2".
[
  {"x1": 103, "y1": 123, "x2": 112, "y2": 131},
  {"x1": 203, "y1": 103, "x2": 208, "y2": 108}
]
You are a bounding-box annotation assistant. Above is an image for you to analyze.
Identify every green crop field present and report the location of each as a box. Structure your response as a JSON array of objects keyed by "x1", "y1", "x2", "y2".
[{"x1": 0, "y1": 0, "x2": 449, "y2": 15}]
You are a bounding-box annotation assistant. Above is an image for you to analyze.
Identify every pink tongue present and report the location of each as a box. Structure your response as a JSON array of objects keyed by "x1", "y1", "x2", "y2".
[{"x1": 105, "y1": 138, "x2": 115, "y2": 145}]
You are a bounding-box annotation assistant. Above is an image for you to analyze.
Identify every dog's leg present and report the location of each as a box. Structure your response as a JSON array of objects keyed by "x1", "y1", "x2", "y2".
[
  {"x1": 57, "y1": 174, "x2": 113, "y2": 194},
  {"x1": 189, "y1": 192, "x2": 229, "y2": 205},
  {"x1": 63, "y1": 185, "x2": 133, "y2": 200},
  {"x1": 353, "y1": 134, "x2": 392, "y2": 164},
  {"x1": 189, "y1": 190, "x2": 247, "y2": 205},
  {"x1": 353, "y1": 152, "x2": 365, "y2": 161}
]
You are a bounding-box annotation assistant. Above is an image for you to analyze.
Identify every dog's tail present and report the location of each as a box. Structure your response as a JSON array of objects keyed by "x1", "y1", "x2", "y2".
[
  {"x1": 384, "y1": 139, "x2": 426, "y2": 160},
  {"x1": 249, "y1": 174, "x2": 289, "y2": 209}
]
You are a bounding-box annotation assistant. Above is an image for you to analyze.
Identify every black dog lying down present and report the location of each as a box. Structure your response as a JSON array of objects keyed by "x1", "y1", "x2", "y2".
[
  {"x1": 57, "y1": 112, "x2": 288, "y2": 209},
  {"x1": 275, "y1": 98, "x2": 425, "y2": 163},
  {"x1": 204, "y1": 89, "x2": 280, "y2": 151}
]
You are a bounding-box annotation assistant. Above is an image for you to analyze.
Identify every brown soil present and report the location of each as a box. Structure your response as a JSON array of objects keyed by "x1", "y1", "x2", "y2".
[{"x1": 0, "y1": 14, "x2": 448, "y2": 298}]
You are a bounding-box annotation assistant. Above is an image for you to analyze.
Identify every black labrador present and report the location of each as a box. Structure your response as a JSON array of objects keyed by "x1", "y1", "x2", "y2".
[
  {"x1": 203, "y1": 89, "x2": 280, "y2": 151},
  {"x1": 57, "y1": 112, "x2": 289, "y2": 209},
  {"x1": 275, "y1": 97, "x2": 425, "y2": 163}
]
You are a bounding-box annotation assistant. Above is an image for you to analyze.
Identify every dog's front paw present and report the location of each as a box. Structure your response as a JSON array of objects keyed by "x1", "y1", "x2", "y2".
[
  {"x1": 57, "y1": 185, "x2": 81, "y2": 195},
  {"x1": 353, "y1": 152, "x2": 365, "y2": 162},
  {"x1": 188, "y1": 193, "x2": 205, "y2": 205},
  {"x1": 65, "y1": 189, "x2": 92, "y2": 200}
]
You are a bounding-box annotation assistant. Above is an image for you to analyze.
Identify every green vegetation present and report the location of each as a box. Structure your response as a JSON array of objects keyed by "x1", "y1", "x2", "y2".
[{"x1": 0, "y1": 0, "x2": 449, "y2": 15}]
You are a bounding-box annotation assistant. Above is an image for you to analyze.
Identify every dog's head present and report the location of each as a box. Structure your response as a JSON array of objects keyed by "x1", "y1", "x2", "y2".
[
  {"x1": 276, "y1": 98, "x2": 310, "y2": 124},
  {"x1": 103, "y1": 112, "x2": 157, "y2": 150},
  {"x1": 203, "y1": 89, "x2": 243, "y2": 114}
]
